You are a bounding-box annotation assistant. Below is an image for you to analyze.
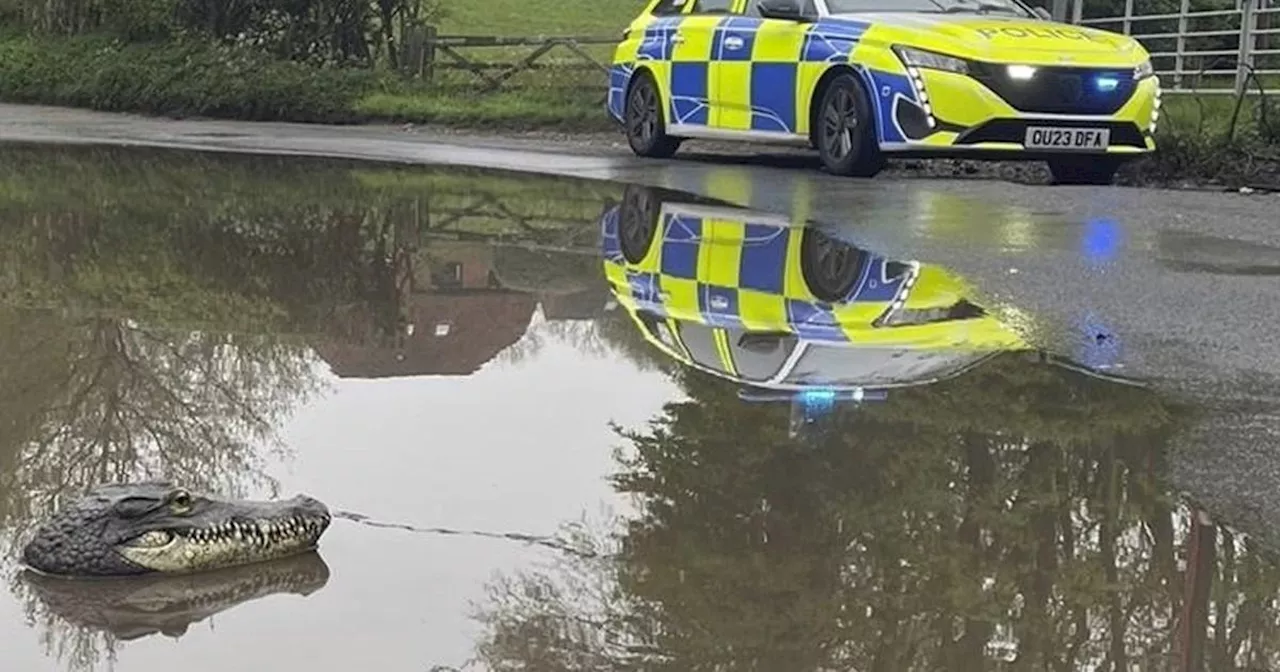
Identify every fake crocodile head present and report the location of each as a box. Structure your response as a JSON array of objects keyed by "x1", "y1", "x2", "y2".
[{"x1": 20, "y1": 482, "x2": 331, "y2": 577}]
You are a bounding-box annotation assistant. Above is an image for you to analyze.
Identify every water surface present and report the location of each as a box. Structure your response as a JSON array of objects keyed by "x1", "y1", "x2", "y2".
[{"x1": 0, "y1": 145, "x2": 1276, "y2": 672}]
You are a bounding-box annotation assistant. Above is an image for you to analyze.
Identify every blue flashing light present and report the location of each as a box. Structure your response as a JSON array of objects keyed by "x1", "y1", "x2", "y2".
[
  {"x1": 1082, "y1": 217, "x2": 1121, "y2": 264},
  {"x1": 800, "y1": 389, "x2": 838, "y2": 404},
  {"x1": 1095, "y1": 75, "x2": 1120, "y2": 92}
]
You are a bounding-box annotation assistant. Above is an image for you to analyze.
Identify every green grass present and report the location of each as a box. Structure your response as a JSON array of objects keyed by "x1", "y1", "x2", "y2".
[
  {"x1": 1159, "y1": 92, "x2": 1277, "y2": 140},
  {"x1": 436, "y1": 0, "x2": 642, "y2": 36},
  {"x1": 355, "y1": 81, "x2": 614, "y2": 131}
]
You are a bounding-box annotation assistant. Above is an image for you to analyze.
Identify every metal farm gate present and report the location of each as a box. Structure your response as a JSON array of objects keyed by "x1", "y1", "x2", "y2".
[{"x1": 1048, "y1": 0, "x2": 1279, "y2": 94}]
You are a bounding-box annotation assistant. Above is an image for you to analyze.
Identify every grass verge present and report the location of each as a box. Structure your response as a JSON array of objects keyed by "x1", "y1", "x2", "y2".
[
  {"x1": 355, "y1": 83, "x2": 615, "y2": 132},
  {"x1": 1126, "y1": 94, "x2": 1280, "y2": 189}
]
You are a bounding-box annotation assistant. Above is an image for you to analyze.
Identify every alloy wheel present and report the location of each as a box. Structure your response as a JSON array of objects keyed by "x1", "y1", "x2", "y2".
[{"x1": 821, "y1": 87, "x2": 860, "y2": 161}]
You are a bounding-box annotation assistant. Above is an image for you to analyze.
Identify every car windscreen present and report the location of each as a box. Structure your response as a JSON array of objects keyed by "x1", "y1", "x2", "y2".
[
  {"x1": 782, "y1": 344, "x2": 997, "y2": 387},
  {"x1": 825, "y1": 0, "x2": 1031, "y2": 16}
]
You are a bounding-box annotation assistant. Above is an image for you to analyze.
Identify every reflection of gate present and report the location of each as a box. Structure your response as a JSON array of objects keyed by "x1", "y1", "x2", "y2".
[
  {"x1": 1057, "y1": 0, "x2": 1278, "y2": 94},
  {"x1": 324, "y1": 189, "x2": 608, "y2": 352},
  {"x1": 1177, "y1": 506, "x2": 1214, "y2": 672},
  {"x1": 424, "y1": 192, "x2": 603, "y2": 255}
]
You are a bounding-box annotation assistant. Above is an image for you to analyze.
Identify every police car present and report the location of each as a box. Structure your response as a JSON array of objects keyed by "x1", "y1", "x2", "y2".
[
  {"x1": 598, "y1": 184, "x2": 1030, "y2": 399},
  {"x1": 606, "y1": 0, "x2": 1160, "y2": 185}
]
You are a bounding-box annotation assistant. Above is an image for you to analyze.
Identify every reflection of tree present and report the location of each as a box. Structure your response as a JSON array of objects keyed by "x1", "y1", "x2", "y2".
[
  {"x1": 497, "y1": 309, "x2": 674, "y2": 374},
  {"x1": 0, "y1": 310, "x2": 322, "y2": 535},
  {"x1": 0, "y1": 308, "x2": 323, "y2": 672},
  {"x1": 471, "y1": 354, "x2": 1280, "y2": 671}
]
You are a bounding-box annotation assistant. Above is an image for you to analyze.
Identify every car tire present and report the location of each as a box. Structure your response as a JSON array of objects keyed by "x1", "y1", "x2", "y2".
[
  {"x1": 815, "y1": 72, "x2": 884, "y2": 178},
  {"x1": 624, "y1": 71, "x2": 681, "y2": 159},
  {"x1": 800, "y1": 227, "x2": 868, "y2": 303},
  {"x1": 619, "y1": 184, "x2": 660, "y2": 264},
  {"x1": 1046, "y1": 156, "x2": 1124, "y2": 185}
]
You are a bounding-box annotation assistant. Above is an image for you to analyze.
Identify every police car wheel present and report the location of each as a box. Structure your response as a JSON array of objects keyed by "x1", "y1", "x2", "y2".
[
  {"x1": 1046, "y1": 156, "x2": 1123, "y2": 185},
  {"x1": 619, "y1": 185, "x2": 659, "y2": 264},
  {"x1": 800, "y1": 228, "x2": 865, "y2": 303},
  {"x1": 625, "y1": 72, "x2": 681, "y2": 159},
  {"x1": 816, "y1": 73, "x2": 883, "y2": 178}
]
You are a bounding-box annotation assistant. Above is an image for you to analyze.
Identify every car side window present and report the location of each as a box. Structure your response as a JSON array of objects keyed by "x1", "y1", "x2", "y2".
[
  {"x1": 692, "y1": 0, "x2": 734, "y2": 13},
  {"x1": 743, "y1": 0, "x2": 816, "y2": 15}
]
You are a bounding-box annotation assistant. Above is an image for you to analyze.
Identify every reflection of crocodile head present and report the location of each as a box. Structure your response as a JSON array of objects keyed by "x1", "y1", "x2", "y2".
[
  {"x1": 21, "y1": 482, "x2": 331, "y2": 577},
  {"x1": 597, "y1": 184, "x2": 1029, "y2": 398},
  {"x1": 21, "y1": 551, "x2": 330, "y2": 641}
]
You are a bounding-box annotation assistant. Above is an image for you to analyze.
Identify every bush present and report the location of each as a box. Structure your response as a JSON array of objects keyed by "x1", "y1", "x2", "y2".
[
  {"x1": 1122, "y1": 93, "x2": 1280, "y2": 188},
  {"x1": 1126, "y1": 131, "x2": 1280, "y2": 188},
  {"x1": 0, "y1": 34, "x2": 378, "y2": 122},
  {"x1": 2, "y1": 0, "x2": 447, "y2": 67}
]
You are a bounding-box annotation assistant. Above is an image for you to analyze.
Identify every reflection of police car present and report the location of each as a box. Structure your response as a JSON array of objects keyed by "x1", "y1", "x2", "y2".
[
  {"x1": 599, "y1": 184, "x2": 1029, "y2": 406},
  {"x1": 608, "y1": 0, "x2": 1159, "y2": 185}
]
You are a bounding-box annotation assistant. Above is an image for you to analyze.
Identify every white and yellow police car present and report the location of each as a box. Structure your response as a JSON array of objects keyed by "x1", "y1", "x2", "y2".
[
  {"x1": 598, "y1": 184, "x2": 1030, "y2": 400},
  {"x1": 606, "y1": 0, "x2": 1160, "y2": 185}
]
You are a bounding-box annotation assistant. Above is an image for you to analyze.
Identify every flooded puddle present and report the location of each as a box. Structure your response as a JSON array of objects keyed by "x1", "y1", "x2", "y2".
[{"x1": 0, "y1": 144, "x2": 1275, "y2": 671}]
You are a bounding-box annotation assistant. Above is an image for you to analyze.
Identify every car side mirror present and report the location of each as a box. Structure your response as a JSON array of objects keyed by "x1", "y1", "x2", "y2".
[
  {"x1": 759, "y1": 0, "x2": 813, "y2": 22},
  {"x1": 1032, "y1": 6, "x2": 1052, "y2": 20}
]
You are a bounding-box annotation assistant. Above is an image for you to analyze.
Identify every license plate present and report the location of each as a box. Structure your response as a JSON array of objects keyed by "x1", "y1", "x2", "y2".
[{"x1": 1024, "y1": 126, "x2": 1110, "y2": 150}]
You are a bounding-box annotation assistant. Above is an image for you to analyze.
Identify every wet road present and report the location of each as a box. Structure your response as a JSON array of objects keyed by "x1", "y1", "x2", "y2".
[
  {"x1": 4, "y1": 103, "x2": 1279, "y2": 393},
  {"x1": 1, "y1": 108, "x2": 1280, "y2": 670}
]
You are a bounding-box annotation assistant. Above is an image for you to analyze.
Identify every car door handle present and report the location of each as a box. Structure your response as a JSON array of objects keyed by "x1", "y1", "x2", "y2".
[
  {"x1": 670, "y1": 32, "x2": 685, "y2": 44},
  {"x1": 723, "y1": 35, "x2": 745, "y2": 50}
]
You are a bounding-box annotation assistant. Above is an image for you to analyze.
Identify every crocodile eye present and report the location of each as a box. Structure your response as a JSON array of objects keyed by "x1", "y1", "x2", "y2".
[{"x1": 170, "y1": 490, "x2": 193, "y2": 512}]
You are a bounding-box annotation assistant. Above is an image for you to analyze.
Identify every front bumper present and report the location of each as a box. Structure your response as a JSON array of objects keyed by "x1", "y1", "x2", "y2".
[{"x1": 872, "y1": 63, "x2": 1160, "y2": 157}]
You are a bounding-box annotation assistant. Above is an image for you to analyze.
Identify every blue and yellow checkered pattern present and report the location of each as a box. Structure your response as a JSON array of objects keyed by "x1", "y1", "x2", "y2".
[
  {"x1": 607, "y1": 14, "x2": 921, "y2": 142},
  {"x1": 600, "y1": 203, "x2": 909, "y2": 344},
  {"x1": 607, "y1": 1, "x2": 1163, "y2": 156}
]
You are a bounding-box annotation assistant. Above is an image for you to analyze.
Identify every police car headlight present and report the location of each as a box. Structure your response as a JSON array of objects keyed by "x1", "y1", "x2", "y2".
[
  {"x1": 1133, "y1": 58, "x2": 1154, "y2": 80},
  {"x1": 892, "y1": 46, "x2": 970, "y2": 75}
]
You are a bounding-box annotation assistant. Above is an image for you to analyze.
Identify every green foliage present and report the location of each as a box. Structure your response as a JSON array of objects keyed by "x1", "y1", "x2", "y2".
[
  {"x1": 0, "y1": 34, "x2": 376, "y2": 121},
  {"x1": 2, "y1": 0, "x2": 449, "y2": 67}
]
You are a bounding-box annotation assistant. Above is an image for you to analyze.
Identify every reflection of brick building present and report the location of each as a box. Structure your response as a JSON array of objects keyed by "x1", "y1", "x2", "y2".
[
  {"x1": 313, "y1": 241, "x2": 537, "y2": 379},
  {"x1": 315, "y1": 292, "x2": 537, "y2": 378},
  {"x1": 537, "y1": 286, "x2": 609, "y2": 321},
  {"x1": 311, "y1": 238, "x2": 614, "y2": 379}
]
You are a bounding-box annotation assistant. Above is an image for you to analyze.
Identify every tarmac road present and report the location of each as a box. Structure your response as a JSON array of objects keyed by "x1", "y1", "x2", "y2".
[{"x1": 3, "y1": 101, "x2": 1280, "y2": 541}]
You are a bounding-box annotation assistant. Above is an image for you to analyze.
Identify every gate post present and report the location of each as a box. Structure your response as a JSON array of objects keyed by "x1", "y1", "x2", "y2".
[{"x1": 1237, "y1": 0, "x2": 1259, "y2": 95}]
